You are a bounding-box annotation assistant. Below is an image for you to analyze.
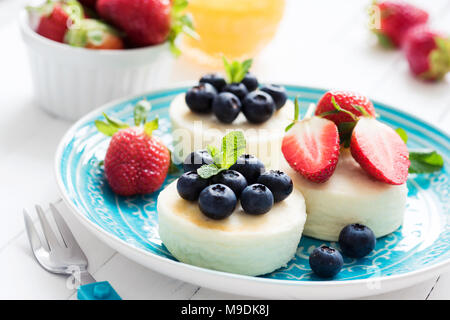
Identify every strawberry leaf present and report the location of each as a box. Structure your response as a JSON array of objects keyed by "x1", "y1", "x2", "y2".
[
  {"x1": 409, "y1": 150, "x2": 444, "y2": 174},
  {"x1": 95, "y1": 120, "x2": 119, "y2": 136},
  {"x1": 285, "y1": 96, "x2": 301, "y2": 132},
  {"x1": 222, "y1": 56, "x2": 253, "y2": 83},
  {"x1": 395, "y1": 127, "x2": 408, "y2": 143},
  {"x1": 144, "y1": 117, "x2": 159, "y2": 136},
  {"x1": 168, "y1": 0, "x2": 198, "y2": 57},
  {"x1": 330, "y1": 97, "x2": 359, "y2": 121}
]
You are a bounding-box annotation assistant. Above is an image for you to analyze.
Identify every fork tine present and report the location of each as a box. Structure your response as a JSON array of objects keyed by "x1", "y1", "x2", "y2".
[
  {"x1": 50, "y1": 203, "x2": 82, "y2": 251},
  {"x1": 36, "y1": 205, "x2": 61, "y2": 251},
  {"x1": 23, "y1": 210, "x2": 44, "y2": 253}
]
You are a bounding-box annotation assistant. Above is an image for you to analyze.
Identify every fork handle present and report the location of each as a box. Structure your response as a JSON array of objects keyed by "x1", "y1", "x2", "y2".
[{"x1": 77, "y1": 281, "x2": 122, "y2": 300}]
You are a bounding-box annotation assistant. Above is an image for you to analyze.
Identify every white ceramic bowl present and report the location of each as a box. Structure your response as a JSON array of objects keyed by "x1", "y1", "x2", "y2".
[{"x1": 19, "y1": 10, "x2": 174, "y2": 121}]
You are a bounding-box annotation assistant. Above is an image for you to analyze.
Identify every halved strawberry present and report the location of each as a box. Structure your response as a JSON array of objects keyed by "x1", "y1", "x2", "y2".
[
  {"x1": 282, "y1": 117, "x2": 340, "y2": 183},
  {"x1": 350, "y1": 117, "x2": 410, "y2": 185}
]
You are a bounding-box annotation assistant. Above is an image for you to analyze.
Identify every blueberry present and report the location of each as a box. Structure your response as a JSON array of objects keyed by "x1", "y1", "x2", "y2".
[
  {"x1": 338, "y1": 224, "x2": 376, "y2": 258},
  {"x1": 257, "y1": 170, "x2": 293, "y2": 202},
  {"x1": 240, "y1": 184, "x2": 274, "y2": 215},
  {"x1": 177, "y1": 171, "x2": 209, "y2": 201},
  {"x1": 222, "y1": 82, "x2": 248, "y2": 101},
  {"x1": 229, "y1": 154, "x2": 265, "y2": 184},
  {"x1": 211, "y1": 170, "x2": 247, "y2": 198},
  {"x1": 309, "y1": 245, "x2": 344, "y2": 278},
  {"x1": 241, "y1": 72, "x2": 259, "y2": 92},
  {"x1": 199, "y1": 73, "x2": 227, "y2": 91},
  {"x1": 212, "y1": 92, "x2": 242, "y2": 124},
  {"x1": 198, "y1": 184, "x2": 237, "y2": 220},
  {"x1": 260, "y1": 84, "x2": 287, "y2": 110},
  {"x1": 185, "y1": 83, "x2": 217, "y2": 114},
  {"x1": 242, "y1": 91, "x2": 275, "y2": 124},
  {"x1": 183, "y1": 150, "x2": 214, "y2": 173}
]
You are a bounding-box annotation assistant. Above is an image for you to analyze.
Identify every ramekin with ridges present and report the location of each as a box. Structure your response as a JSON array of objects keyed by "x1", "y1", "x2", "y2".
[{"x1": 19, "y1": 10, "x2": 174, "y2": 121}]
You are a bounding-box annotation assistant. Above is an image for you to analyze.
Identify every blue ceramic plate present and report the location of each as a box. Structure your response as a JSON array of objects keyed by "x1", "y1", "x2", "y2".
[{"x1": 55, "y1": 85, "x2": 450, "y2": 299}]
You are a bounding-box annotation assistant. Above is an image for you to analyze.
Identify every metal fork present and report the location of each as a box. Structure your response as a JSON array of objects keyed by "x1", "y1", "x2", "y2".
[{"x1": 23, "y1": 204, "x2": 120, "y2": 300}]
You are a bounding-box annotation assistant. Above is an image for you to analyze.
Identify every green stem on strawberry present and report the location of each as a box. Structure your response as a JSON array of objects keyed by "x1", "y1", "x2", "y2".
[
  {"x1": 285, "y1": 96, "x2": 301, "y2": 132},
  {"x1": 168, "y1": 0, "x2": 198, "y2": 56}
]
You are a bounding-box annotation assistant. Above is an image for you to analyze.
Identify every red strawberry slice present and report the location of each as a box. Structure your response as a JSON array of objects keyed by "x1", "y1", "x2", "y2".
[
  {"x1": 36, "y1": 4, "x2": 71, "y2": 43},
  {"x1": 315, "y1": 91, "x2": 376, "y2": 126},
  {"x1": 282, "y1": 117, "x2": 340, "y2": 183},
  {"x1": 350, "y1": 117, "x2": 410, "y2": 185}
]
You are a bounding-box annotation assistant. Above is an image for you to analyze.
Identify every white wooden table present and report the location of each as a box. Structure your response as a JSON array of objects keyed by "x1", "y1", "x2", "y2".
[{"x1": 0, "y1": 0, "x2": 449, "y2": 300}]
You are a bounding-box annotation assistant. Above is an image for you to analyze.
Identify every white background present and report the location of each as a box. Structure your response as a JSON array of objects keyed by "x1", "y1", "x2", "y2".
[{"x1": 0, "y1": 0, "x2": 449, "y2": 299}]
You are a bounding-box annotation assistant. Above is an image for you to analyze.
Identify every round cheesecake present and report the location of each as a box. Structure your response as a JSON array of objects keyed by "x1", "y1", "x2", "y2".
[
  {"x1": 157, "y1": 180, "x2": 307, "y2": 276},
  {"x1": 282, "y1": 149, "x2": 407, "y2": 241},
  {"x1": 169, "y1": 93, "x2": 294, "y2": 168}
]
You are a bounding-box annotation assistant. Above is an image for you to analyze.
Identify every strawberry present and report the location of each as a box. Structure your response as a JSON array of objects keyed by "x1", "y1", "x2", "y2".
[
  {"x1": 96, "y1": 0, "x2": 171, "y2": 47},
  {"x1": 64, "y1": 19, "x2": 124, "y2": 49},
  {"x1": 315, "y1": 91, "x2": 376, "y2": 126},
  {"x1": 35, "y1": 3, "x2": 71, "y2": 43},
  {"x1": 282, "y1": 112, "x2": 340, "y2": 183},
  {"x1": 370, "y1": 1, "x2": 428, "y2": 48},
  {"x1": 350, "y1": 117, "x2": 410, "y2": 185},
  {"x1": 96, "y1": 101, "x2": 170, "y2": 196},
  {"x1": 403, "y1": 25, "x2": 450, "y2": 81}
]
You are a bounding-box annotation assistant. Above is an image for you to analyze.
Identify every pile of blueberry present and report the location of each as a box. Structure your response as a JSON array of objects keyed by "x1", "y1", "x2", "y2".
[
  {"x1": 309, "y1": 223, "x2": 377, "y2": 278},
  {"x1": 185, "y1": 73, "x2": 288, "y2": 124},
  {"x1": 177, "y1": 150, "x2": 293, "y2": 219}
]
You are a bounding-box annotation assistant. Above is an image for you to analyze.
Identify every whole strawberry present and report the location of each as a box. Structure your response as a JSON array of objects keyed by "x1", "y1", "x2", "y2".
[
  {"x1": 96, "y1": 101, "x2": 170, "y2": 196},
  {"x1": 96, "y1": 0, "x2": 171, "y2": 47},
  {"x1": 403, "y1": 25, "x2": 450, "y2": 81},
  {"x1": 370, "y1": 1, "x2": 428, "y2": 48}
]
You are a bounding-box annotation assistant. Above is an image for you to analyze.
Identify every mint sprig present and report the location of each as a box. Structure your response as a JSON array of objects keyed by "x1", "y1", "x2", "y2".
[
  {"x1": 395, "y1": 128, "x2": 444, "y2": 174},
  {"x1": 197, "y1": 131, "x2": 246, "y2": 179},
  {"x1": 222, "y1": 57, "x2": 253, "y2": 83},
  {"x1": 168, "y1": 0, "x2": 198, "y2": 56}
]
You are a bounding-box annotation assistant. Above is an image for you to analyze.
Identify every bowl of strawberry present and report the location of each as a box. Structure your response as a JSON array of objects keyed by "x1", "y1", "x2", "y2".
[{"x1": 20, "y1": 0, "x2": 195, "y2": 121}]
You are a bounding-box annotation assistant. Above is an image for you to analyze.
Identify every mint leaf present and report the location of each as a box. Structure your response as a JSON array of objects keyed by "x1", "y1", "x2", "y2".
[
  {"x1": 409, "y1": 150, "x2": 444, "y2": 174},
  {"x1": 144, "y1": 117, "x2": 158, "y2": 136},
  {"x1": 222, "y1": 56, "x2": 253, "y2": 83},
  {"x1": 134, "y1": 100, "x2": 151, "y2": 126},
  {"x1": 197, "y1": 164, "x2": 223, "y2": 179},
  {"x1": 395, "y1": 128, "x2": 408, "y2": 143},
  {"x1": 220, "y1": 131, "x2": 246, "y2": 168}
]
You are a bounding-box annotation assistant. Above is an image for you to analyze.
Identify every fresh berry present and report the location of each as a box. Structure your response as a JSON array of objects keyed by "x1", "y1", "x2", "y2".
[
  {"x1": 339, "y1": 224, "x2": 376, "y2": 258},
  {"x1": 309, "y1": 245, "x2": 343, "y2": 278},
  {"x1": 350, "y1": 117, "x2": 410, "y2": 185},
  {"x1": 257, "y1": 170, "x2": 293, "y2": 202},
  {"x1": 282, "y1": 117, "x2": 340, "y2": 183},
  {"x1": 260, "y1": 84, "x2": 287, "y2": 110},
  {"x1": 212, "y1": 92, "x2": 242, "y2": 124},
  {"x1": 370, "y1": 1, "x2": 429, "y2": 48},
  {"x1": 211, "y1": 170, "x2": 247, "y2": 198},
  {"x1": 222, "y1": 83, "x2": 248, "y2": 101},
  {"x1": 241, "y1": 72, "x2": 259, "y2": 92},
  {"x1": 104, "y1": 127, "x2": 170, "y2": 196},
  {"x1": 183, "y1": 150, "x2": 214, "y2": 173},
  {"x1": 185, "y1": 83, "x2": 217, "y2": 114},
  {"x1": 240, "y1": 184, "x2": 274, "y2": 215},
  {"x1": 199, "y1": 73, "x2": 227, "y2": 91},
  {"x1": 403, "y1": 26, "x2": 450, "y2": 81},
  {"x1": 35, "y1": 3, "x2": 71, "y2": 43},
  {"x1": 198, "y1": 184, "x2": 237, "y2": 220},
  {"x1": 229, "y1": 154, "x2": 265, "y2": 184},
  {"x1": 64, "y1": 19, "x2": 124, "y2": 49},
  {"x1": 177, "y1": 171, "x2": 209, "y2": 201},
  {"x1": 315, "y1": 91, "x2": 376, "y2": 127},
  {"x1": 242, "y1": 91, "x2": 276, "y2": 124},
  {"x1": 96, "y1": 0, "x2": 171, "y2": 47}
]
